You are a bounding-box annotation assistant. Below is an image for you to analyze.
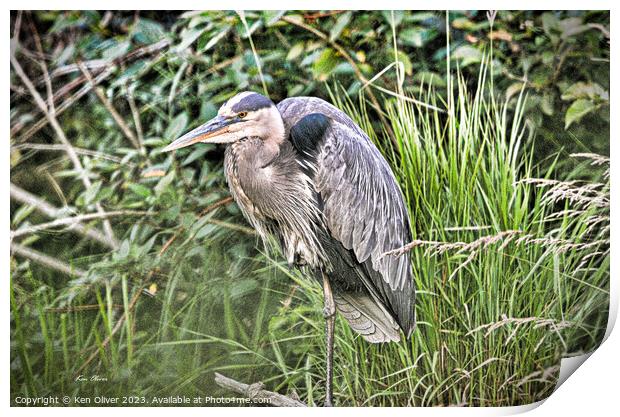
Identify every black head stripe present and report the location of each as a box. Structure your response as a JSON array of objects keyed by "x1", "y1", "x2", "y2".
[{"x1": 231, "y1": 93, "x2": 274, "y2": 113}]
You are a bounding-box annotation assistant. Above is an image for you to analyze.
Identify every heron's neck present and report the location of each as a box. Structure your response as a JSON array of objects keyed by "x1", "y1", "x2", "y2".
[
  {"x1": 257, "y1": 136, "x2": 281, "y2": 168},
  {"x1": 266, "y1": 109, "x2": 286, "y2": 144},
  {"x1": 260, "y1": 112, "x2": 286, "y2": 167},
  {"x1": 226, "y1": 136, "x2": 280, "y2": 172}
]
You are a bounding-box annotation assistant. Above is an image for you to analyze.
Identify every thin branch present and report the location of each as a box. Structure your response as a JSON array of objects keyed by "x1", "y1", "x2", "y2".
[
  {"x1": 199, "y1": 196, "x2": 234, "y2": 216},
  {"x1": 303, "y1": 10, "x2": 345, "y2": 20},
  {"x1": 208, "y1": 219, "x2": 256, "y2": 235},
  {"x1": 124, "y1": 82, "x2": 145, "y2": 152},
  {"x1": 587, "y1": 23, "x2": 610, "y2": 38},
  {"x1": 46, "y1": 304, "x2": 124, "y2": 313},
  {"x1": 27, "y1": 16, "x2": 54, "y2": 113},
  {"x1": 49, "y1": 59, "x2": 108, "y2": 79},
  {"x1": 10, "y1": 183, "x2": 60, "y2": 217},
  {"x1": 214, "y1": 373, "x2": 307, "y2": 407},
  {"x1": 10, "y1": 73, "x2": 87, "y2": 122},
  {"x1": 10, "y1": 183, "x2": 113, "y2": 248},
  {"x1": 12, "y1": 11, "x2": 22, "y2": 43},
  {"x1": 41, "y1": 38, "x2": 170, "y2": 83},
  {"x1": 207, "y1": 55, "x2": 242, "y2": 74},
  {"x1": 11, "y1": 210, "x2": 150, "y2": 239},
  {"x1": 14, "y1": 39, "x2": 169, "y2": 143},
  {"x1": 12, "y1": 143, "x2": 124, "y2": 163},
  {"x1": 158, "y1": 235, "x2": 177, "y2": 256},
  {"x1": 14, "y1": 67, "x2": 115, "y2": 143},
  {"x1": 78, "y1": 61, "x2": 141, "y2": 150},
  {"x1": 10, "y1": 46, "x2": 119, "y2": 249},
  {"x1": 11, "y1": 243, "x2": 86, "y2": 277}
]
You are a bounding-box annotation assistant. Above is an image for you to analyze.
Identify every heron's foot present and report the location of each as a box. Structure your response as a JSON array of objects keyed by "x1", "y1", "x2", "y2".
[{"x1": 323, "y1": 398, "x2": 333, "y2": 407}]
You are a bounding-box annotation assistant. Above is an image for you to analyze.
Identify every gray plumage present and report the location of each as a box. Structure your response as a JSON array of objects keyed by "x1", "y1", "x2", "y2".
[
  {"x1": 212, "y1": 94, "x2": 415, "y2": 342},
  {"x1": 165, "y1": 91, "x2": 416, "y2": 404},
  {"x1": 278, "y1": 97, "x2": 415, "y2": 341}
]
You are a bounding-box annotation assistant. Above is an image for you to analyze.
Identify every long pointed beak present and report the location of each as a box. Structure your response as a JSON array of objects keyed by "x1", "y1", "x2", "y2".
[{"x1": 163, "y1": 115, "x2": 231, "y2": 152}]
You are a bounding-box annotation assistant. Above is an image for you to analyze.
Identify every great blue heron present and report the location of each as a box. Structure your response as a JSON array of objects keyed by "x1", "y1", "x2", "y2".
[{"x1": 164, "y1": 92, "x2": 415, "y2": 406}]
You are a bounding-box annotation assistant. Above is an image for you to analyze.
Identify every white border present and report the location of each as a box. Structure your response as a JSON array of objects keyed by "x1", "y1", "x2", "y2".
[{"x1": 3, "y1": 3, "x2": 617, "y2": 416}]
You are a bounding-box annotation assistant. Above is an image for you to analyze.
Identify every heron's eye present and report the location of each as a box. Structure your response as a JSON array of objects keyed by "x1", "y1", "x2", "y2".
[{"x1": 238, "y1": 112, "x2": 248, "y2": 119}]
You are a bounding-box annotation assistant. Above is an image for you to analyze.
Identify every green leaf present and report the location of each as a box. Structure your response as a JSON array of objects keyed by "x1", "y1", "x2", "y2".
[
  {"x1": 189, "y1": 213, "x2": 213, "y2": 236},
  {"x1": 132, "y1": 18, "x2": 166, "y2": 44},
  {"x1": 541, "y1": 12, "x2": 559, "y2": 35},
  {"x1": 282, "y1": 14, "x2": 304, "y2": 25},
  {"x1": 541, "y1": 12, "x2": 560, "y2": 45},
  {"x1": 176, "y1": 27, "x2": 205, "y2": 51},
  {"x1": 412, "y1": 71, "x2": 446, "y2": 87},
  {"x1": 409, "y1": 12, "x2": 438, "y2": 22},
  {"x1": 300, "y1": 50, "x2": 322, "y2": 67},
  {"x1": 137, "y1": 236, "x2": 157, "y2": 257},
  {"x1": 111, "y1": 61, "x2": 146, "y2": 86},
  {"x1": 199, "y1": 102, "x2": 218, "y2": 124},
  {"x1": 12, "y1": 204, "x2": 36, "y2": 227},
  {"x1": 230, "y1": 279, "x2": 258, "y2": 299},
  {"x1": 561, "y1": 82, "x2": 609, "y2": 102},
  {"x1": 333, "y1": 62, "x2": 354, "y2": 75},
  {"x1": 399, "y1": 27, "x2": 437, "y2": 48},
  {"x1": 541, "y1": 92, "x2": 555, "y2": 116},
  {"x1": 195, "y1": 223, "x2": 217, "y2": 240},
  {"x1": 452, "y1": 45, "x2": 482, "y2": 66},
  {"x1": 165, "y1": 112, "x2": 188, "y2": 141},
  {"x1": 312, "y1": 48, "x2": 338, "y2": 81},
  {"x1": 200, "y1": 28, "x2": 230, "y2": 52},
  {"x1": 382, "y1": 11, "x2": 403, "y2": 27},
  {"x1": 182, "y1": 146, "x2": 213, "y2": 166},
  {"x1": 101, "y1": 41, "x2": 130, "y2": 61},
  {"x1": 565, "y1": 99, "x2": 597, "y2": 129},
  {"x1": 262, "y1": 10, "x2": 286, "y2": 26},
  {"x1": 118, "y1": 239, "x2": 130, "y2": 259},
  {"x1": 401, "y1": 29, "x2": 423, "y2": 47},
  {"x1": 452, "y1": 17, "x2": 475, "y2": 30},
  {"x1": 287, "y1": 84, "x2": 305, "y2": 96},
  {"x1": 49, "y1": 13, "x2": 88, "y2": 34},
  {"x1": 559, "y1": 17, "x2": 588, "y2": 39},
  {"x1": 154, "y1": 171, "x2": 175, "y2": 197},
  {"x1": 238, "y1": 15, "x2": 263, "y2": 39},
  {"x1": 84, "y1": 181, "x2": 102, "y2": 205},
  {"x1": 128, "y1": 183, "x2": 152, "y2": 199},
  {"x1": 98, "y1": 186, "x2": 114, "y2": 202},
  {"x1": 329, "y1": 11, "x2": 352, "y2": 41},
  {"x1": 505, "y1": 82, "x2": 524, "y2": 102},
  {"x1": 286, "y1": 42, "x2": 305, "y2": 61},
  {"x1": 396, "y1": 51, "x2": 413, "y2": 75}
]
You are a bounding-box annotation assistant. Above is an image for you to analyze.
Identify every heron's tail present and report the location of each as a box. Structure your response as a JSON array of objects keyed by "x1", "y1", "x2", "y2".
[{"x1": 333, "y1": 292, "x2": 401, "y2": 343}]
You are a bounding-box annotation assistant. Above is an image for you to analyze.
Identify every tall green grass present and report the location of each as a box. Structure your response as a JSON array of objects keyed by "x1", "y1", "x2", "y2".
[
  {"x1": 11, "y1": 60, "x2": 608, "y2": 406},
  {"x1": 261, "y1": 59, "x2": 609, "y2": 406}
]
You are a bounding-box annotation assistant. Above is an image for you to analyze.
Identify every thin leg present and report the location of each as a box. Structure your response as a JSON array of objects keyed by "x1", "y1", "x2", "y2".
[{"x1": 322, "y1": 273, "x2": 336, "y2": 407}]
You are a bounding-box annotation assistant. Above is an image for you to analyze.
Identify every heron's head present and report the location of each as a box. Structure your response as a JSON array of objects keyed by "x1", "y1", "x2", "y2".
[{"x1": 163, "y1": 91, "x2": 284, "y2": 152}]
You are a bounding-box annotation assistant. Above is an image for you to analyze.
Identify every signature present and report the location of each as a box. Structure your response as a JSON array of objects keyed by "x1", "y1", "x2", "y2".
[{"x1": 74, "y1": 374, "x2": 108, "y2": 383}]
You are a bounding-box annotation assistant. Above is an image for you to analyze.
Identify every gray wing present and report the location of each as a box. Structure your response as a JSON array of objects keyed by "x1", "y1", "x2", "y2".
[
  {"x1": 278, "y1": 97, "x2": 415, "y2": 336},
  {"x1": 333, "y1": 292, "x2": 401, "y2": 342}
]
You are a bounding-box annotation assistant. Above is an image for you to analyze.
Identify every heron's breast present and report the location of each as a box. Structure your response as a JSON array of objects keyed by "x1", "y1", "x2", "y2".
[
  {"x1": 224, "y1": 141, "x2": 327, "y2": 268},
  {"x1": 224, "y1": 143, "x2": 267, "y2": 223}
]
